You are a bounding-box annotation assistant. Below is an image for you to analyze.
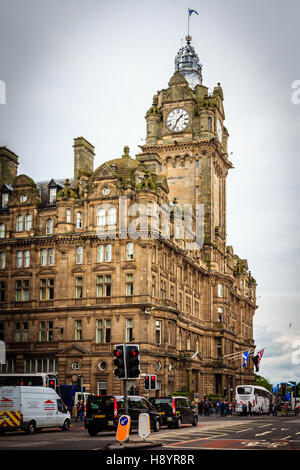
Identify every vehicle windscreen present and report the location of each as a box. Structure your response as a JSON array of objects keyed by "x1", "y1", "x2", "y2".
[
  {"x1": 86, "y1": 396, "x2": 115, "y2": 412},
  {"x1": 0, "y1": 376, "x2": 43, "y2": 386},
  {"x1": 237, "y1": 387, "x2": 253, "y2": 395},
  {"x1": 149, "y1": 398, "x2": 172, "y2": 411}
]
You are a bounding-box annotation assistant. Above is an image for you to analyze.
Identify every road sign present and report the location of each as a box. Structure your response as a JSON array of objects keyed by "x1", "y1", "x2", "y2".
[
  {"x1": 116, "y1": 415, "x2": 131, "y2": 444},
  {"x1": 138, "y1": 412, "x2": 150, "y2": 440}
]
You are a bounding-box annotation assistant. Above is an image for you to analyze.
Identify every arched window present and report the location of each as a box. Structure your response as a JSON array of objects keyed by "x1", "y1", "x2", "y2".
[
  {"x1": 76, "y1": 212, "x2": 82, "y2": 229},
  {"x1": 96, "y1": 208, "x2": 106, "y2": 226},
  {"x1": 108, "y1": 207, "x2": 116, "y2": 225},
  {"x1": 16, "y1": 215, "x2": 23, "y2": 232},
  {"x1": 0, "y1": 223, "x2": 5, "y2": 238},
  {"x1": 46, "y1": 218, "x2": 53, "y2": 235},
  {"x1": 25, "y1": 214, "x2": 32, "y2": 231},
  {"x1": 76, "y1": 246, "x2": 83, "y2": 264},
  {"x1": 187, "y1": 334, "x2": 191, "y2": 351}
]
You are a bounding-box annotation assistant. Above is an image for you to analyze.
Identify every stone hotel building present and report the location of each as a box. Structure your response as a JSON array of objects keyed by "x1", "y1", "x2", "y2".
[{"x1": 0, "y1": 37, "x2": 257, "y2": 399}]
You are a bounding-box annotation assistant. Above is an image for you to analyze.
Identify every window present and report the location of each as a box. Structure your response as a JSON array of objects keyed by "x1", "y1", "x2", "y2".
[
  {"x1": 152, "y1": 246, "x2": 156, "y2": 263},
  {"x1": 208, "y1": 116, "x2": 212, "y2": 131},
  {"x1": 152, "y1": 276, "x2": 156, "y2": 297},
  {"x1": 15, "y1": 322, "x2": 21, "y2": 342},
  {"x1": 126, "y1": 273, "x2": 133, "y2": 296},
  {"x1": 195, "y1": 185, "x2": 199, "y2": 196},
  {"x1": 0, "y1": 281, "x2": 5, "y2": 301},
  {"x1": 49, "y1": 187, "x2": 57, "y2": 204},
  {"x1": 108, "y1": 207, "x2": 116, "y2": 225},
  {"x1": 196, "y1": 160, "x2": 199, "y2": 169},
  {"x1": 16, "y1": 279, "x2": 29, "y2": 301},
  {"x1": 23, "y1": 322, "x2": 28, "y2": 342},
  {"x1": 2, "y1": 193, "x2": 9, "y2": 208},
  {"x1": 217, "y1": 339, "x2": 222, "y2": 357},
  {"x1": 25, "y1": 214, "x2": 32, "y2": 231},
  {"x1": 25, "y1": 358, "x2": 57, "y2": 373},
  {"x1": 104, "y1": 319, "x2": 111, "y2": 343},
  {"x1": 24, "y1": 250, "x2": 30, "y2": 267},
  {"x1": 96, "y1": 275, "x2": 111, "y2": 297},
  {"x1": 96, "y1": 207, "x2": 105, "y2": 226},
  {"x1": 126, "y1": 242, "x2": 133, "y2": 260},
  {"x1": 66, "y1": 209, "x2": 71, "y2": 223},
  {"x1": 41, "y1": 249, "x2": 47, "y2": 266},
  {"x1": 160, "y1": 280, "x2": 167, "y2": 299},
  {"x1": 97, "y1": 244, "x2": 112, "y2": 262},
  {"x1": 46, "y1": 219, "x2": 53, "y2": 235},
  {"x1": 0, "y1": 223, "x2": 5, "y2": 238},
  {"x1": 217, "y1": 283, "x2": 223, "y2": 297},
  {"x1": 96, "y1": 319, "x2": 103, "y2": 343},
  {"x1": 75, "y1": 246, "x2": 83, "y2": 264},
  {"x1": 155, "y1": 320, "x2": 162, "y2": 345},
  {"x1": 218, "y1": 307, "x2": 223, "y2": 322},
  {"x1": 76, "y1": 212, "x2": 82, "y2": 229},
  {"x1": 75, "y1": 277, "x2": 83, "y2": 299},
  {"x1": 126, "y1": 318, "x2": 133, "y2": 342},
  {"x1": 16, "y1": 215, "x2": 23, "y2": 232},
  {"x1": 39, "y1": 321, "x2": 54, "y2": 342},
  {"x1": 186, "y1": 296, "x2": 191, "y2": 314},
  {"x1": 48, "y1": 248, "x2": 55, "y2": 265},
  {"x1": 40, "y1": 279, "x2": 54, "y2": 300},
  {"x1": 187, "y1": 334, "x2": 191, "y2": 350},
  {"x1": 17, "y1": 251, "x2": 23, "y2": 268},
  {"x1": 168, "y1": 323, "x2": 171, "y2": 346},
  {"x1": 75, "y1": 320, "x2": 82, "y2": 340}
]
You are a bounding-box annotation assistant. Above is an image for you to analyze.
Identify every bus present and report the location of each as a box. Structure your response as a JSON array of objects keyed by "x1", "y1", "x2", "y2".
[
  {"x1": 235, "y1": 385, "x2": 272, "y2": 415},
  {"x1": 0, "y1": 373, "x2": 59, "y2": 388}
]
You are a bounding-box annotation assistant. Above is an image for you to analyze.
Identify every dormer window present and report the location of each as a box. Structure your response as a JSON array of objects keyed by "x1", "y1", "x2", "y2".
[
  {"x1": 49, "y1": 187, "x2": 57, "y2": 205},
  {"x1": 1, "y1": 193, "x2": 8, "y2": 208}
]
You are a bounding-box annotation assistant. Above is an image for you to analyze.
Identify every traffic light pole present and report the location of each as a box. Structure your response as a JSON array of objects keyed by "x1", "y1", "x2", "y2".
[{"x1": 123, "y1": 379, "x2": 128, "y2": 415}]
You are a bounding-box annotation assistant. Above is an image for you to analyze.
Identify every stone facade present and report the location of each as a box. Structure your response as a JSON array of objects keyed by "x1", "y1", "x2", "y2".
[{"x1": 0, "y1": 38, "x2": 257, "y2": 400}]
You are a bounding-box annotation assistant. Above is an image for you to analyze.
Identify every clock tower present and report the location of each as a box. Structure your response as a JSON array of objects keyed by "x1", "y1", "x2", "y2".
[{"x1": 139, "y1": 35, "x2": 232, "y2": 252}]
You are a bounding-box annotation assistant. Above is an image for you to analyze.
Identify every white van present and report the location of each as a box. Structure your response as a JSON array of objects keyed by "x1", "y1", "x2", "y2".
[{"x1": 0, "y1": 386, "x2": 71, "y2": 434}]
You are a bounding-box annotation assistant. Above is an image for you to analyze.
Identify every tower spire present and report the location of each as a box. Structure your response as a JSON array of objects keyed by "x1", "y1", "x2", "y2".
[{"x1": 174, "y1": 35, "x2": 203, "y2": 89}]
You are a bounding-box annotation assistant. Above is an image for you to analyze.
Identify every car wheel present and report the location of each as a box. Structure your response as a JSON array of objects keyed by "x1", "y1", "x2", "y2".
[
  {"x1": 153, "y1": 419, "x2": 160, "y2": 432},
  {"x1": 88, "y1": 428, "x2": 98, "y2": 436},
  {"x1": 177, "y1": 418, "x2": 182, "y2": 429},
  {"x1": 62, "y1": 419, "x2": 70, "y2": 432},
  {"x1": 25, "y1": 421, "x2": 36, "y2": 434},
  {"x1": 192, "y1": 416, "x2": 198, "y2": 426}
]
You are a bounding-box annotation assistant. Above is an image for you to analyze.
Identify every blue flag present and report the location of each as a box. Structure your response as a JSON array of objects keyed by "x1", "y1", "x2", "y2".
[
  {"x1": 242, "y1": 350, "x2": 250, "y2": 367},
  {"x1": 189, "y1": 9, "x2": 199, "y2": 16}
]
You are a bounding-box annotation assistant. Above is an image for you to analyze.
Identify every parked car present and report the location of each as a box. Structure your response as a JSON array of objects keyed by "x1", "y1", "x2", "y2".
[
  {"x1": 84, "y1": 395, "x2": 162, "y2": 436},
  {"x1": 149, "y1": 396, "x2": 198, "y2": 428},
  {"x1": 0, "y1": 386, "x2": 70, "y2": 434}
]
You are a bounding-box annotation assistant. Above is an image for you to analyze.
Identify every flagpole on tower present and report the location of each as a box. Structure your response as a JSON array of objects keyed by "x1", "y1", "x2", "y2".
[{"x1": 188, "y1": 8, "x2": 190, "y2": 37}]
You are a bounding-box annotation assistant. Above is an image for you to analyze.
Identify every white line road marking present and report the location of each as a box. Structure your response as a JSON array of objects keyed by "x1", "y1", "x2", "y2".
[
  {"x1": 255, "y1": 431, "x2": 273, "y2": 436},
  {"x1": 282, "y1": 435, "x2": 292, "y2": 439},
  {"x1": 236, "y1": 428, "x2": 253, "y2": 433},
  {"x1": 280, "y1": 428, "x2": 289, "y2": 431}
]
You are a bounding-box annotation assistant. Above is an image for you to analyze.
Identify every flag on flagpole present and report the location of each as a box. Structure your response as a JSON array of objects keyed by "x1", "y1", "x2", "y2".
[
  {"x1": 189, "y1": 9, "x2": 199, "y2": 16},
  {"x1": 252, "y1": 348, "x2": 264, "y2": 372},
  {"x1": 242, "y1": 350, "x2": 250, "y2": 368}
]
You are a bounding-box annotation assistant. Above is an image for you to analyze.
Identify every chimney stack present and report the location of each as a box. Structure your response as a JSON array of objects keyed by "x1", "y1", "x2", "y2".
[
  {"x1": 0, "y1": 146, "x2": 19, "y2": 186},
  {"x1": 73, "y1": 137, "x2": 95, "y2": 188}
]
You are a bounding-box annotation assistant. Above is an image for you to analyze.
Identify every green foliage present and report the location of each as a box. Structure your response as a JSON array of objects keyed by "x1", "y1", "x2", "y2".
[{"x1": 254, "y1": 374, "x2": 273, "y2": 392}]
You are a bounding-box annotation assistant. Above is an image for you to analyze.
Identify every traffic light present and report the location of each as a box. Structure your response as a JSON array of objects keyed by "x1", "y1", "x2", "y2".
[
  {"x1": 135, "y1": 387, "x2": 139, "y2": 395},
  {"x1": 47, "y1": 377, "x2": 56, "y2": 390},
  {"x1": 281, "y1": 383, "x2": 287, "y2": 396},
  {"x1": 125, "y1": 344, "x2": 140, "y2": 379},
  {"x1": 150, "y1": 375, "x2": 157, "y2": 390},
  {"x1": 113, "y1": 344, "x2": 126, "y2": 379},
  {"x1": 144, "y1": 375, "x2": 150, "y2": 390}
]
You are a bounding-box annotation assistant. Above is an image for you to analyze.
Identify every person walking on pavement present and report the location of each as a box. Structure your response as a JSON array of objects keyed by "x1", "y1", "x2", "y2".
[
  {"x1": 248, "y1": 401, "x2": 252, "y2": 416},
  {"x1": 198, "y1": 400, "x2": 203, "y2": 416},
  {"x1": 75, "y1": 400, "x2": 84, "y2": 422}
]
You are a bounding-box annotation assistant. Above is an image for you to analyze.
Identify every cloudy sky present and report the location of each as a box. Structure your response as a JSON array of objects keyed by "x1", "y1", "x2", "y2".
[{"x1": 0, "y1": 0, "x2": 299, "y2": 385}]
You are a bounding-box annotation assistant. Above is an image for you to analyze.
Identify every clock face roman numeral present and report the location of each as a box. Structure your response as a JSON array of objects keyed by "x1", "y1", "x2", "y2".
[{"x1": 166, "y1": 108, "x2": 190, "y2": 132}]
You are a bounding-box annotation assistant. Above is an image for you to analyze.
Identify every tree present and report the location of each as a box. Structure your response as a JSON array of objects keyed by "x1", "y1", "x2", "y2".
[{"x1": 254, "y1": 374, "x2": 273, "y2": 392}]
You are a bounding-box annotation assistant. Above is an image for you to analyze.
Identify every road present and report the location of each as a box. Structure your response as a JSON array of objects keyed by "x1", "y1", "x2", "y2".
[{"x1": 0, "y1": 414, "x2": 299, "y2": 451}]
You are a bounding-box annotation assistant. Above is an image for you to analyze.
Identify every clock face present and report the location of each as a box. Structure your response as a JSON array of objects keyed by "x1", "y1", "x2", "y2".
[
  {"x1": 166, "y1": 108, "x2": 190, "y2": 132},
  {"x1": 102, "y1": 187, "x2": 110, "y2": 196},
  {"x1": 20, "y1": 194, "x2": 27, "y2": 203},
  {"x1": 217, "y1": 119, "x2": 222, "y2": 142}
]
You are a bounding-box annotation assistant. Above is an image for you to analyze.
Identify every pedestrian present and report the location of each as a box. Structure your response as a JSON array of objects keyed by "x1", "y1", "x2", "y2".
[
  {"x1": 75, "y1": 400, "x2": 84, "y2": 422},
  {"x1": 248, "y1": 401, "x2": 252, "y2": 416},
  {"x1": 228, "y1": 402, "x2": 232, "y2": 417},
  {"x1": 198, "y1": 400, "x2": 203, "y2": 416}
]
